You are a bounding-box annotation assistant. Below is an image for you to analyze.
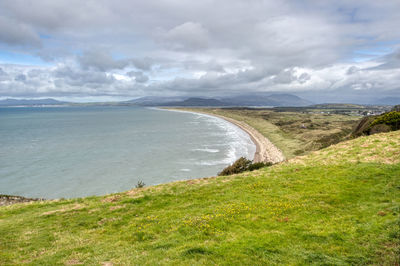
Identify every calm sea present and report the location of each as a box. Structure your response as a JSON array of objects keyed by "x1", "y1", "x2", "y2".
[{"x1": 0, "y1": 106, "x2": 255, "y2": 198}]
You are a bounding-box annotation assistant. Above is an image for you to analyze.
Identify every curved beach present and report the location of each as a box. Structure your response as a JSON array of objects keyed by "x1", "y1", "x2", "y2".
[
  {"x1": 169, "y1": 109, "x2": 286, "y2": 164},
  {"x1": 205, "y1": 113, "x2": 286, "y2": 164}
]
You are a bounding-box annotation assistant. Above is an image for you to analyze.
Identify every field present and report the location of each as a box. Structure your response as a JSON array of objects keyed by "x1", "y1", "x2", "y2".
[
  {"x1": 1, "y1": 131, "x2": 399, "y2": 265},
  {"x1": 182, "y1": 108, "x2": 362, "y2": 159}
]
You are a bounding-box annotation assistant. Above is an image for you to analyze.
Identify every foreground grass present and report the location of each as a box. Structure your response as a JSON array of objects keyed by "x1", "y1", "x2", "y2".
[
  {"x1": 182, "y1": 108, "x2": 360, "y2": 159},
  {"x1": 1, "y1": 131, "x2": 399, "y2": 265}
]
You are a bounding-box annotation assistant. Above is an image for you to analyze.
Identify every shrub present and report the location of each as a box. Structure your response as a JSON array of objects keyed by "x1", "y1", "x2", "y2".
[
  {"x1": 135, "y1": 180, "x2": 145, "y2": 188},
  {"x1": 248, "y1": 162, "x2": 272, "y2": 171},
  {"x1": 352, "y1": 111, "x2": 400, "y2": 137},
  {"x1": 218, "y1": 157, "x2": 251, "y2": 176},
  {"x1": 218, "y1": 157, "x2": 272, "y2": 176},
  {"x1": 370, "y1": 111, "x2": 400, "y2": 130}
]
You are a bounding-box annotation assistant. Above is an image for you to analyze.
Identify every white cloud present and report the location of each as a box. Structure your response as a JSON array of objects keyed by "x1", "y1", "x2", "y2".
[{"x1": 0, "y1": 0, "x2": 399, "y2": 102}]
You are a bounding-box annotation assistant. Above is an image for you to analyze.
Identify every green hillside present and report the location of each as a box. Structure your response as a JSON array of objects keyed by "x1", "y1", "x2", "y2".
[{"x1": 1, "y1": 131, "x2": 399, "y2": 265}]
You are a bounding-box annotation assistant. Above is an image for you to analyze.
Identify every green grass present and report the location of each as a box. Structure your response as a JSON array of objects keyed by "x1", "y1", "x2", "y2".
[
  {"x1": 1, "y1": 131, "x2": 399, "y2": 265},
  {"x1": 181, "y1": 108, "x2": 360, "y2": 159}
]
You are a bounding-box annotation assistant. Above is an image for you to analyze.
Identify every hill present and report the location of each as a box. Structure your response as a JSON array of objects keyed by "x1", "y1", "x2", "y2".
[
  {"x1": 309, "y1": 103, "x2": 367, "y2": 109},
  {"x1": 223, "y1": 93, "x2": 312, "y2": 107},
  {"x1": 125, "y1": 96, "x2": 185, "y2": 106},
  {"x1": 0, "y1": 98, "x2": 66, "y2": 106},
  {"x1": 374, "y1": 97, "x2": 400, "y2": 106},
  {"x1": 352, "y1": 110, "x2": 400, "y2": 137},
  {"x1": 0, "y1": 131, "x2": 399, "y2": 265},
  {"x1": 163, "y1": 97, "x2": 231, "y2": 107},
  {"x1": 128, "y1": 93, "x2": 312, "y2": 107}
]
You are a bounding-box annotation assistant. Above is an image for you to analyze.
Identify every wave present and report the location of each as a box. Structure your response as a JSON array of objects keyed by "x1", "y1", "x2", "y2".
[{"x1": 192, "y1": 148, "x2": 220, "y2": 153}]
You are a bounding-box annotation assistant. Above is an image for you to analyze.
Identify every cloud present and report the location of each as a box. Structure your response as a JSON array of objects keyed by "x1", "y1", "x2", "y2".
[
  {"x1": 159, "y1": 22, "x2": 209, "y2": 51},
  {"x1": 127, "y1": 71, "x2": 149, "y2": 83},
  {"x1": 14, "y1": 74, "x2": 26, "y2": 82},
  {"x1": 0, "y1": 67, "x2": 8, "y2": 81},
  {"x1": 78, "y1": 50, "x2": 129, "y2": 71},
  {"x1": 0, "y1": 0, "x2": 399, "y2": 102},
  {"x1": 0, "y1": 16, "x2": 41, "y2": 47}
]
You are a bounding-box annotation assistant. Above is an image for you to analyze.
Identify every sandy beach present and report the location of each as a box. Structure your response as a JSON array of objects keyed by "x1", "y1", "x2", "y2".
[
  {"x1": 207, "y1": 113, "x2": 286, "y2": 164},
  {"x1": 169, "y1": 109, "x2": 286, "y2": 164}
]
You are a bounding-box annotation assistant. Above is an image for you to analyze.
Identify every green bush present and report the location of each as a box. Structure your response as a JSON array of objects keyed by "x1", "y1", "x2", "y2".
[
  {"x1": 135, "y1": 180, "x2": 145, "y2": 188},
  {"x1": 218, "y1": 157, "x2": 272, "y2": 176},
  {"x1": 352, "y1": 111, "x2": 400, "y2": 137},
  {"x1": 370, "y1": 111, "x2": 400, "y2": 130},
  {"x1": 248, "y1": 162, "x2": 272, "y2": 171}
]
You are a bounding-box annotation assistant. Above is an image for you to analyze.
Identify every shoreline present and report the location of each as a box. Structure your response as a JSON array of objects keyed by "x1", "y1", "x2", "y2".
[
  {"x1": 2, "y1": 108, "x2": 285, "y2": 204},
  {"x1": 165, "y1": 108, "x2": 285, "y2": 164}
]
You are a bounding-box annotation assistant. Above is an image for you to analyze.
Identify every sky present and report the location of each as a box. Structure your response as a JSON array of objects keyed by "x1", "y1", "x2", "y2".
[{"x1": 0, "y1": 0, "x2": 399, "y2": 103}]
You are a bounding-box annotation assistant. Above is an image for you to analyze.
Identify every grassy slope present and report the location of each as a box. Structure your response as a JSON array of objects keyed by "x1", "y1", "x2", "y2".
[
  {"x1": 182, "y1": 108, "x2": 359, "y2": 159},
  {"x1": 1, "y1": 131, "x2": 399, "y2": 265}
]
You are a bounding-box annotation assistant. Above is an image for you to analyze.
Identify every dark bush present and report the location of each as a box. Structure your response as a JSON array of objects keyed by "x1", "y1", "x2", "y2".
[
  {"x1": 218, "y1": 157, "x2": 251, "y2": 176},
  {"x1": 248, "y1": 162, "x2": 272, "y2": 171},
  {"x1": 351, "y1": 111, "x2": 400, "y2": 137},
  {"x1": 369, "y1": 124, "x2": 391, "y2": 135},
  {"x1": 392, "y1": 105, "x2": 400, "y2": 112},
  {"x1": 218, "y1": 157, "x2": 272, "y2": 176},
  {"x1": 135, "y1": 180, "x2": 145, "y2": 188},
  {"x1": 370, "y1": 111, "x2": 400, "y2": 130}
]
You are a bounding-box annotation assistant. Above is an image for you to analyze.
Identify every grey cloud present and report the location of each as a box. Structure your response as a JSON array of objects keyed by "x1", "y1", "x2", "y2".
[
  {"x1": 368, "y1": 49, "x2": 400, "y2": 70},
  {"x1": 183, "y1": 60, "x2": 225, "y2": 73},
  {"x1": 78, "y1": 50, "x2": 129, "y2": 71},
  {"x1": 298, "y1": 73, "x2": 311, "y2": 84},
  {"x1": 78, "y1": 50, "x2": 154, "y2": 72},
  {"x1": 159, "y1": 22, "x2": 209, "y2": 51},
  {"x1": 347, "y1": 66, "x2": 360, "y2": 75},
  {"x1": 0, "y1": 16, "x2": 41, "y2": 47},
  {"x1": 14, "y1": 74, "x2": 26, "y2": 82},
  {"x1": 273, "y1": 69, "x2": 296, "y2": 84},
  {"x1": 0, "y1": 0, "x2": 399, "y2": 102},
  {"x1": 127, "y1": 71, "x2": 149, "y2": 83},
  {"x1": 130, "y1": 57, "x2": 154, "y2": 71},
  {"x1": 54, "y1": 66, "x2": 116, "y2": 87},
  {"x1": 0, "y1": 67, "x2": 6, "y2": 74}
]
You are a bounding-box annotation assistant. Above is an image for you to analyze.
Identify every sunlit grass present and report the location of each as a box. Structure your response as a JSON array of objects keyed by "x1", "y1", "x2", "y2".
[
  {"x1": 1, "y1": 132, "x2": 399, "y2": 265},
  {"x1": 183, "y1": 108, "x2": 360, "y2": 159}
]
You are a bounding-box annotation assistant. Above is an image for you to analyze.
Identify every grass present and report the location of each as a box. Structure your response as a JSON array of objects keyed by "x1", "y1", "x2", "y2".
[
  {"x1": 1, "y1": 131, "x2": 399, "y2": 265},
  {"x1": 181, "y1": 108, "x2": 360, "y2": 159}
]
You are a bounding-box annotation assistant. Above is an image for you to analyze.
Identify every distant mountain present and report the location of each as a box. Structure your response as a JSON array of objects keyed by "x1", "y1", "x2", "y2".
[
  {"x1": 309, "y1": 103, "x2": 366, "y2": 109},
  {"x1": 125, "y1": 96, "x2": 186, "y2": 106},
  {"x1": 0, "y1": 98, "x2": 67, "y2": 106},
  {"x1": 128, "y1": 93, "x2": 312, "y2": 107},
  {"x1": 224, "y1": 93, "x2": 312, "y2": 107},
  {"x1": 163, "y1": 97, "x2": 231, "y2": 107},
  {"x1": 373, "y1": 97, "x2": 400, "y2": 106}
]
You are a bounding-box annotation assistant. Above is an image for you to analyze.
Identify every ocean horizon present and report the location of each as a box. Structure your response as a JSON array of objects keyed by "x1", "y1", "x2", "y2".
[{"x1": 0, "y1": 106, "x2": 255, "y2": 199}]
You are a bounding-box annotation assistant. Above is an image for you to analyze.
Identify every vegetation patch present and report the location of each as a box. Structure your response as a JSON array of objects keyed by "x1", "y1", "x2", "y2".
[
  {"x1": 352, "y1": 111, "x2": 400, "y2": 137},
  {"x1": 181, "y1": 107, "x2": 361, "y2": 158},
  {"x1": 1, "y1": 132, "x2": 399, "y2": 265},
  {"x1": 218, "y1": 157, "x2": 272, "y2": 176}
]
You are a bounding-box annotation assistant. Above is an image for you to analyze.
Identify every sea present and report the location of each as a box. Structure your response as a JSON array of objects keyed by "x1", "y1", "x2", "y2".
[{"x1": 0, "y1": 106, "x2": 255, "y2": 199}]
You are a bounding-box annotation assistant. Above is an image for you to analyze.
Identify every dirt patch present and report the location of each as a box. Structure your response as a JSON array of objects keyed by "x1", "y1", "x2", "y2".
[
  {"x1": 101, "y1": 195, "x2": 121, "y2": 203},
  {"x1": 98, "y1": 217, "x2": 120, "y2": 225},
  {"x1": 65, "y1": 259, "x2": 83, "y2": 265},
  {"x1": 109, "y1": 205, "x2": 125, "y2": 211},
  {"x1": 0, "y1": 194, "x2": 44, "y2": 206},
  {"x1": 41, "y1": 204, "x2": 84, "y2": 216}
]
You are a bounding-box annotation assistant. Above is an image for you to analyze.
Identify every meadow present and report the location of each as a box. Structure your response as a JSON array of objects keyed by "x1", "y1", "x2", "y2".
[
  {"x1": 182, "y1": 107, "x2": 361, "y2": 159},
  {"x1": 1, "y1": 131, "x2": 399, "y2": 265}
]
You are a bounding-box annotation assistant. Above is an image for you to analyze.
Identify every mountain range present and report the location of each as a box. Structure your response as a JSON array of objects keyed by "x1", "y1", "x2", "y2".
[
  {"x1": 0, "y1": 98, "x2": 66, "y2": 106},
  {"x1": 128, "y1": 93, "x2": 313, "y2": 107},
  {"x1": 1, "y1": 94, "x2": 398, "y2": 107}
]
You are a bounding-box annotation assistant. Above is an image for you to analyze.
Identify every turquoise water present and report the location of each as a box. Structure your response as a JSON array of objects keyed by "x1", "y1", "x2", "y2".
[{"x1": 0, "y1": 106, "x2": 255, "y2": 198}]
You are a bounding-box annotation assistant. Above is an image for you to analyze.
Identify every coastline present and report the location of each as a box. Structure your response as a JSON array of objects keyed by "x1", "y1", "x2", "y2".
[
  {"x1": 165, "y1": 108, "x2": 285, "y2": 164},
  {"x1": 2, "y1": 107, "x2": 284, "y2": 204}
]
